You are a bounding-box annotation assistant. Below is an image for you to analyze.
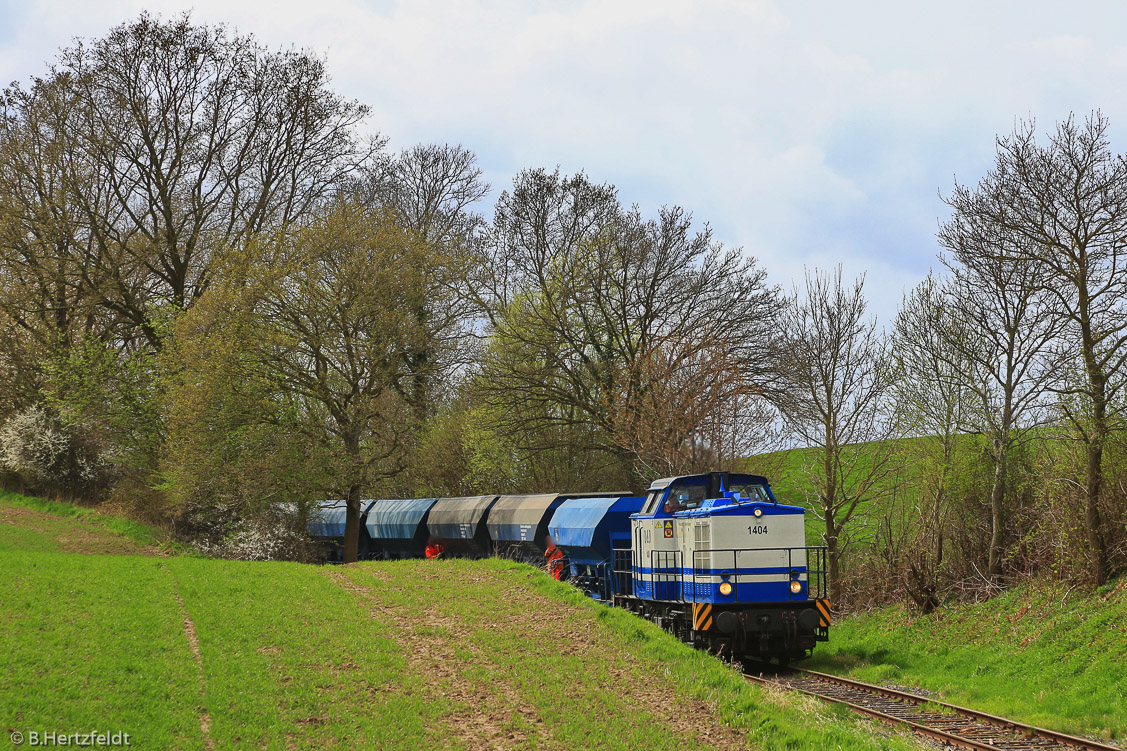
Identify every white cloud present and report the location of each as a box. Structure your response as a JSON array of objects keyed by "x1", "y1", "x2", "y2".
[{"x1": 4, "y1": 0, "x2": 1127, "y2": 327}]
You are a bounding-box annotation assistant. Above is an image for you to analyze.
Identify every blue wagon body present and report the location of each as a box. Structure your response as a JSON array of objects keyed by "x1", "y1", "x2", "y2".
[
  {"x1": 549, "y1": 495, "x2": 644, "y2": 599},
  {"x1": 550, "y1": 496, "x2": 644, "y2": 565},
  {"x1": 365, "y1": 498, "x2": 439, "y2": 559},
  {"x1": 307, "y1": 499, "x2": 377, "y2": 560}
]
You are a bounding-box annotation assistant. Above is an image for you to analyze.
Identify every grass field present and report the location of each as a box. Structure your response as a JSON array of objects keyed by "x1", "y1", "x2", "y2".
[
  {"x1": 0, "y1": 491, "x2": 927, "y2": 751},
  {"x1": 806, "y1": 578, "x2": 1127, "y2": 742},
  {"x1": 747, "y1": 435, "x2": 996, "y2": 550}
]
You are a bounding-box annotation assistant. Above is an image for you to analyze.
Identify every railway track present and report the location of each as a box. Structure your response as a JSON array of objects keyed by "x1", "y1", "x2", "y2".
[{"x1": 743, "y1": 665, "x2": 1118, "y2": 751}]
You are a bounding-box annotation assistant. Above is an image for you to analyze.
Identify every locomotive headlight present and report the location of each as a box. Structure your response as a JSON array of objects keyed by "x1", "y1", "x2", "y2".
[
  {"x1": 719, "y1": 582, "x2": 733, "y2": 596},
  {"x1": 790, "y1": 580, "x2": 802, "y2": 594},
  {"x1": 753, "y1": 508, "x2": 763, "y2": 517}
]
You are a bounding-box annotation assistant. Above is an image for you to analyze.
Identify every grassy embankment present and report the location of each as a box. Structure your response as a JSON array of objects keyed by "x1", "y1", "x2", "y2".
[
  {"x1": 750, "y1": 436, "x2": 962, "y2": 547},
  {"x1": 0, "y1": 490, "x2": 925, "y2": 751},
  {"x1": 0, "y1": 490, "x2": 176, "y2": 554},
  {"x1": 806, "y1": 578, "x2": 1127, "y2": 742},
  {"x1": 751, "y1": 442, "x2": 1125, "y2": 742}
]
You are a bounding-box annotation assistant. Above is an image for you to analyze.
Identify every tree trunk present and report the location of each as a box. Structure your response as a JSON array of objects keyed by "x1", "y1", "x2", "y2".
[
  {"x1": 342, "y1": 483, "x2": 362, "y2": 564},
  {"x1": 1085, "y1": 431, "x2": 1108, "y2": 586},
  {"x1": 824, "y1": 511, "x2": 841, "y2": 604},
  {"x1": 340, "y1": 425, "x2": 365, "y2": 565},
  {"x1": 1078, "y1": 275, "x2": 1110, "y2": 587},
  {"x1": 987, "y1": 438, "x2": 1006, "y2": 580}
]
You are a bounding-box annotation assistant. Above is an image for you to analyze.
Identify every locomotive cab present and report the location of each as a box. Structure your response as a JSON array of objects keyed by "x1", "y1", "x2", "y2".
[{"x1": 623, "y1": 471, "x2": 830, "y2": 664}]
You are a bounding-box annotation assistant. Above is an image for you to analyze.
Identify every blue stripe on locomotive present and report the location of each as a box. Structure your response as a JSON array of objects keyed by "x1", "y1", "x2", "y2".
[{"x1": 631, "y1": 565, "x2": 810, "y2": 602}]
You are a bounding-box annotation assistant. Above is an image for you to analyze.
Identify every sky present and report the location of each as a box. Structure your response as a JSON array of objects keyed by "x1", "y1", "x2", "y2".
[{"x1": 3, "y1": 0, "x2": 1127, "y2": 325}]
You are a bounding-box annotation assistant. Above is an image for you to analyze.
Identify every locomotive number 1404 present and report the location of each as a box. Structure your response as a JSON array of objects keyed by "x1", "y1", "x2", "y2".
[{"x1": 748, "y1": 524, "x2": 769, "y2": 535}]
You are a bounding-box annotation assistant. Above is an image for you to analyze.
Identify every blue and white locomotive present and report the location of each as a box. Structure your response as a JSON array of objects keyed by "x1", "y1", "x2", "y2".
[
  {"x1": 614, "y1": 471, "x2": 830, "y2": 663},
  {"x1": 307, "y1": 470, "x2": 830, "y2": 663}
]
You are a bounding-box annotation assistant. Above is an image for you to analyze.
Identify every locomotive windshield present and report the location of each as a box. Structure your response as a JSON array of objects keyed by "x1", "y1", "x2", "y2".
[
  {"x1": 727, "y1": 482, "x2": 770, "y2": 503},
  {"x1": 661, "y1": 479, "x2": 709, "y2": 512},
  {"x1": 639, "y1": 475, "x2": 774, "y2": 514}
]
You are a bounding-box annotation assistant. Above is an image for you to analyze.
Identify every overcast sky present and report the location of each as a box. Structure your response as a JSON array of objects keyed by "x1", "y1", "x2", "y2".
[{"x1": 4, "y1": 0, "x2": 1127, "y2": 324}]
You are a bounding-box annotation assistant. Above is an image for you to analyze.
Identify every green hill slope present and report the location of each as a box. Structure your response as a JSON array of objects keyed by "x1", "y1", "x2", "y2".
[
  {"x1": 0, "y1": 493, "x2": 926, "y2": 751},
  {"x1": 0, "y1": 490, "x2": 172, "y2": 554}
]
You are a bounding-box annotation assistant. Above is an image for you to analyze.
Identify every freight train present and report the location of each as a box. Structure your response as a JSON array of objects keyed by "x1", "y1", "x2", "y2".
[{"x1": 307, "y1": 471, "x2": 830, "y2": 664}]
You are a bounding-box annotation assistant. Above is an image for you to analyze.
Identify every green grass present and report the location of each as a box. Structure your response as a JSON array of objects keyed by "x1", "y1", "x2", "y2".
[
  {"x1": 9, "y1": 485, "x2": 1121, "y2": 747},
  {"x1": 806, "y1": 578, "x2": 1127, "y2": 741},
  {"x1": 479, "y1": 558, "x2": 922, "y2": 750},
  {"x1": 0, "y1": 553, "x2": 206, "y2": 749},
  {"x1": 333, "y1": 558, "x2": 925, "y2": 750},
  {"x1": 0, "y1": 490, "x2": 178, "y2": 553},
  {"x1": 748, "y1": 434, "x2": 993, "y2": 548}
]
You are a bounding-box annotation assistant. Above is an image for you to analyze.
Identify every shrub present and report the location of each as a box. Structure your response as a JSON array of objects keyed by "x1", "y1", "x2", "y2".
[{"x1": 0, "y1": 405, "x2": 115, "y2": 498}]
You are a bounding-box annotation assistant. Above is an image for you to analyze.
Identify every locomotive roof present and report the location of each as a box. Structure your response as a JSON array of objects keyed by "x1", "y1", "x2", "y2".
[{"x1": 646, "y1": 472, "x2": 770, "y2": 492}]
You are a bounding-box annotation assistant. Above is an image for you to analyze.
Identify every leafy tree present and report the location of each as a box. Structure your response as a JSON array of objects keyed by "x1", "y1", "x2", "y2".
[
  {"x1": 173, "y1": 200, "x2": 457, "y2": 561},
  {"x1": 164, "y1": 297, "x2": 334, "y2": 547},
  {"x1": 0, "y1": 13, "x2": 380, "y2": 505}
]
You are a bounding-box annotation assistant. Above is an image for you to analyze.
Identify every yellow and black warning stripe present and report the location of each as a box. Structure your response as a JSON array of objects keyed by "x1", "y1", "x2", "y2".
[
  {"x1": 815, "y1": 599, "x2": 832, "y2": 627},
  {"x1": 692, "y1": 603, "x2": 713, "y2": 631}
]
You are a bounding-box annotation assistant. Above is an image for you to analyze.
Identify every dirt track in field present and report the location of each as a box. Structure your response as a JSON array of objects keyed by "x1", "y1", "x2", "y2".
[{"x1": 0, "y1": 502, "x2": 158, "y2": 555}]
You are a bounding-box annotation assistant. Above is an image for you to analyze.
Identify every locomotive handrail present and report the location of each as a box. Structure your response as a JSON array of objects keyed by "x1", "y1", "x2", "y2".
[
  {"x1": 689, "y1": 545, "x2": 829, "y2": 603},
  {"x1": 644, "y1": 548, "x2": 683, "y2": 601},
  {"x1": 615, "y1": 523, "x2": 828, "y2": 604},
  {"x1": 634, "y1": 545, "x2": 828, "y2": 603}
]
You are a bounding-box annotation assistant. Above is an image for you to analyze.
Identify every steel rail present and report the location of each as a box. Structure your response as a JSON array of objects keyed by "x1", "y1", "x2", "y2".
[{"x1": 743, "y1": 665, "x2": 1119, "y2": 751}]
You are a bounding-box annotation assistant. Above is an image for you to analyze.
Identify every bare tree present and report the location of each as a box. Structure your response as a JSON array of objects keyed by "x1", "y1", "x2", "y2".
[
  {"x1": 606, "y1": 331, "x2": 779, "y2": 478},
  {"x1": 938, "y1": 202, "x2": 1062, "y2": 580},
  {"x1": 0, "y1": 76, "x2": 117, "y2": 352},
  {"x1": 778, "y1": 267, "x2": 896, "y2": 603},
  {"x1": 471, "y1": 168, "x2": 781, "y2": 484},
  {"x1": 8, "y1": 13, "x2": 378, "y2": 348},
  {"x1": 945, "y1": 113, "x2": 1127, "y2": 585},
  {"x1": 349, "y1": 144, "x2": 489, "y2": 423},
  {"x1": 889, "y1": 274, "x2": 977, "y2": 611}
]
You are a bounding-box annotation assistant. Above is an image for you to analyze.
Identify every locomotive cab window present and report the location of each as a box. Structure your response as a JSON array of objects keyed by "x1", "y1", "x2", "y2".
[
  {"x1": 728, "y1": 482, "x2": 770, "y2": 503},
  {"x1": 640, "y1": 490, "x2": 663, "y2": 515},
  {"x1": 665, "y1": 481, "x2": 707, "y2": 511}
]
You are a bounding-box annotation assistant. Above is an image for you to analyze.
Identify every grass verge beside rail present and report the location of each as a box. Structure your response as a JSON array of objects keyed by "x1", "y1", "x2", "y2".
[{"x1": 805, "y1": 578, "x2": 1127, "y2": 742}]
